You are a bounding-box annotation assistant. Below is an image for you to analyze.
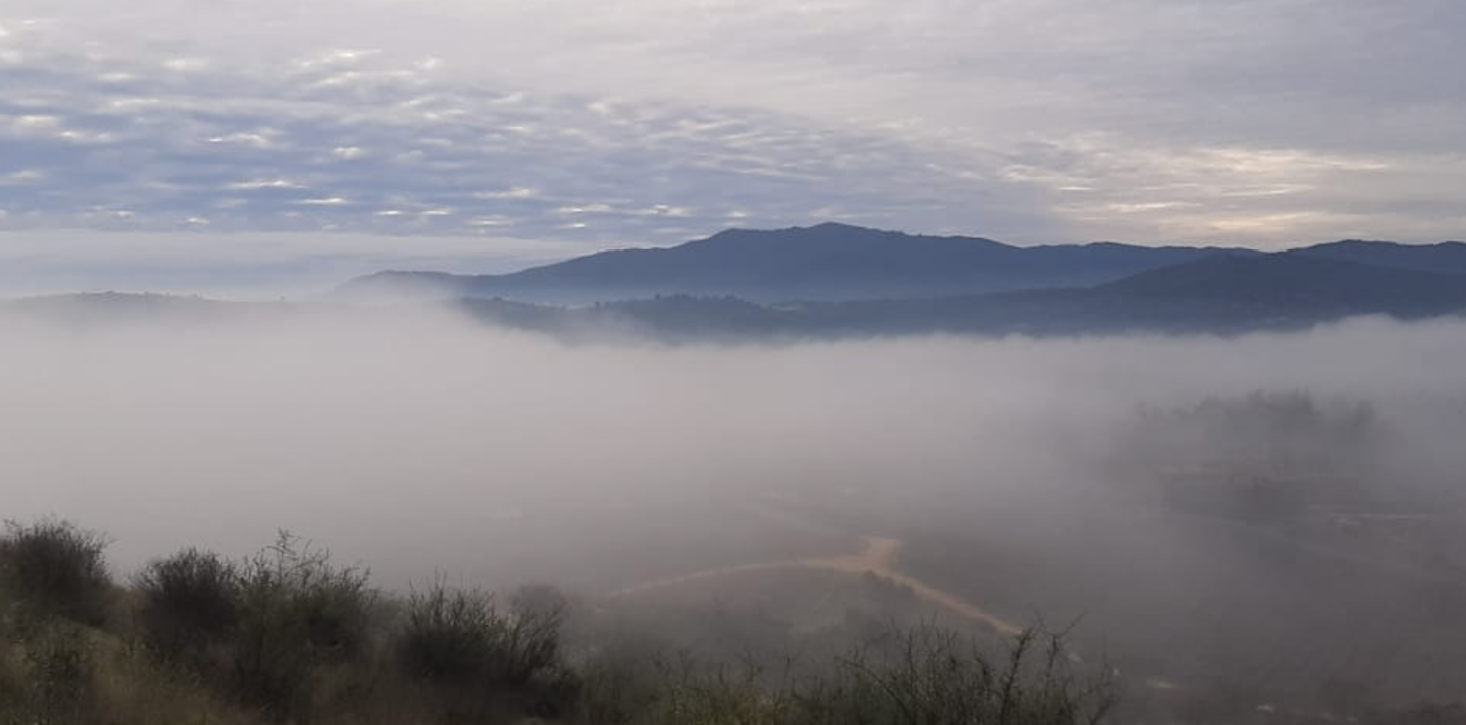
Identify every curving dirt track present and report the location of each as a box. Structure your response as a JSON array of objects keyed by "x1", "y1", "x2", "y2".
[{"x1": 612, "y1": 536, "x2": 1023, "y2": 637}]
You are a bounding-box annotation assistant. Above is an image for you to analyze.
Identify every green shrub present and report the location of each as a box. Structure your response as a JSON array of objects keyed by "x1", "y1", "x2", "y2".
[
  {"x1": 0, "y1": 621, "x2": 100, "y2": 725},
  {"x1": 227, "y1": 532, "x2": 374, "y2": 721},
  {"x1": 133, "y1": 547, "x2": 239, "y2": 664},
  {"x1": 0, "y1": 519, "x2": 113, "y2": 627},
  {"x1": 394, "y1": 580, "x2": 577, "y2": 721},
  {"x1": 816, "y1": 625, "x2": 1116, "y2": 725},
  {"x1": 571, "y1": 641, "x2": 669, "y2": 725},
  {"x1": 619, "y1": 624, "x2": 1118, "y2": 725},
  {"x1": 397, "y1": 581, "x2": 571, "y2": 687},
  {"x1": 501, "y1": 584, "x2": 573, "y2": 688},
  {"x1": 397, "y1": 580, "x2": 500, "y2": 685}
]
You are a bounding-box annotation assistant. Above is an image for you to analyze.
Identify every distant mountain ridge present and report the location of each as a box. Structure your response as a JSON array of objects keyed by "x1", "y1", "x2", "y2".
[
  {"x1": 340, "y1": 222, "x2": 1263, "y2": 303},
  {"x1": 1289, "y1": 239, "x2": 1466, "y2": 274},
  {"x1": 14, "y1": 225, "x2": 1466, "y2": 340}
]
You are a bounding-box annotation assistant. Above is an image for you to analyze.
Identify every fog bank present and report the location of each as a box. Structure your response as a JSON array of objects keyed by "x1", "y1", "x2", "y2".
[{"x1": 0, "y1": 309, "x2": 1461, "y2": 589}]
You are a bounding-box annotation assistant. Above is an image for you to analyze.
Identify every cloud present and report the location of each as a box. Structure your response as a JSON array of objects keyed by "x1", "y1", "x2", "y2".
[
  {"x1": 0, "y1": 229, "x2": 589, "y2": 298},
  {"x1": 228, "y1": 179, "x2": 306, "y2": 191},
  {"x1": 0, "y1": 21, "x2": 1056, "y2": 292},
  {"x1": 0, "y1": 0, "x2": 1463, "y2": 293},
  {"x1": 473, "y1": 188, "x2": 539, "y2": 200},
  {"x1": 1, "y1": 169, "x2": 47, "y2": 185}
]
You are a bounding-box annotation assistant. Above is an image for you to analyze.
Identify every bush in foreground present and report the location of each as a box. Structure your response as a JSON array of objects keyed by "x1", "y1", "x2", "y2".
[
  {"x1": 225, "y1": 532, "x2": 375, "y2": 720},
  {"x1": 0, "y1": 621, "x2": 100, "y2": 725},
  {"x1": 397, "y1": 579, "x2": 577, "y2": 720},
  {"x1": 0, "y1": 519, "x2": 113, "y2": 627},
  {"x1": 0, "y1": 518, "x2": 1133, "y2": 725},
  {"x1": 133, "y1": 547, "x2": 239, "y2": 664},
  {"x1": 616, "y1": 624, "x2": 1119, "y2": 725}
]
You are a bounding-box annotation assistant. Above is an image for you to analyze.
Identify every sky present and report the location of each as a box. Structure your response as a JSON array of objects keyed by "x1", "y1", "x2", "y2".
[{"x1": 1, "y1": 0, "x2": 1464, "y2": 294}]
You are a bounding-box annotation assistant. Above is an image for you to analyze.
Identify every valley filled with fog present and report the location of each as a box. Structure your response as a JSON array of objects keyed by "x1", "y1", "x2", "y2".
[
  {"x1": 5, "y1": 0, "x2": 1463, "y2": 720},
  {"x1": 4, "y1": 307, "x2": 1464, "y2": 717}
]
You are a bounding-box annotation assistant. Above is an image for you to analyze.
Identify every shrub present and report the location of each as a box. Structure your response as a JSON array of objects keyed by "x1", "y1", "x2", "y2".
[
  {"x1": 0, "y1": 621, "x2": 100, "y2": 725},
  {"x1": 0, "y1": 519, "x2": 113, "y2": 626},
  {"x1": 133, "y1": 547, "x2": 239, "y2": 664},
  {"x1": 572, "y1": 639, "x2": 669, "y2": 725},
  {"x1": 814, "y1": 625, "x2": 1118, "y2": 725},
  {"x1": 397, "y1": 579, "x2": 501, "y2": 685},
  {"x1": 227, "y1": 532, "x2": 375, "y2": 721},
  {"x1": 502, "y1": 584, "x2": 573, "y2": 687},
  {"x1": 630, "y1": 624, "x2": 1118, "y2": 725},
  {"x1": 395, "y1": 580, "x2": 577, "y2": 720},
  {"x1": 397, "y1": 581, "x2": 571, "y2": 687}
]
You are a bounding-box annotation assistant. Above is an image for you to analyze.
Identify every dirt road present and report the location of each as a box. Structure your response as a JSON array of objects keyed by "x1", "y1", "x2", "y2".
[{"x1": 613, "y1": 536, "x2": 1023, "y2": 636}]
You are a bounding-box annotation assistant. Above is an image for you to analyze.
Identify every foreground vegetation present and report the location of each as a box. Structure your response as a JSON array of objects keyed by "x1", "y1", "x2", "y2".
[
  {"x1": 4, "y1": 517, "x2": 1461, "y2": 725},
  {"x1": 0, "y1": 518, "x2": 1117, "y2": 725}
]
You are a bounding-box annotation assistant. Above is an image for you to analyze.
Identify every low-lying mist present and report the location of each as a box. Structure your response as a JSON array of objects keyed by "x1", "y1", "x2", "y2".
[
  {"x1": 3, "y1": 306, "x2": 1466, "y2": 706},
  {"x1": 2, "y1": 309, "x2": 1463, "y2": 581}
]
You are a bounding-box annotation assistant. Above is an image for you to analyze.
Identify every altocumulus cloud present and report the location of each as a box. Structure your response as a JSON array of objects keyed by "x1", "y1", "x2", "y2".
[{"x1": 0, "y1": 14, "x2": 1052, "y2": 285}]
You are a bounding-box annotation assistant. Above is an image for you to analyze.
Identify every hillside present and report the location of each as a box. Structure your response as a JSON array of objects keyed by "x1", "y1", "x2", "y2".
[
  {"x1": 1291, "y1": 239, "x2": 1466, "y2": 275},
  {"x1": 443, "y1": 252, "x2": 1466, "y2": 339},
  {"x1": 16, "y1": 240, "x2": 1466, "y2": 340},
  {"x1": 340, "y1": 223, "x2": 1257, "y2": 303}
]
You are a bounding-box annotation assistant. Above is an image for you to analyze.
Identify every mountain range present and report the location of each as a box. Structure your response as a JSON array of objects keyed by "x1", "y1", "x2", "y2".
[
  {"x1": 340, "y1": 222, "x2": 1266, "y2": 303},
  {"x1": 11, "y1": 225, "x2": 1466, "y2": 339},
  {"x1": 341, "y1": 224, "x2": 1466, "y2": 315}
]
